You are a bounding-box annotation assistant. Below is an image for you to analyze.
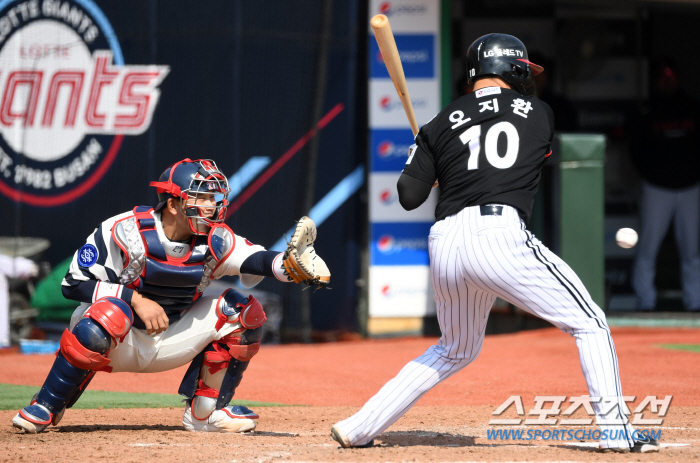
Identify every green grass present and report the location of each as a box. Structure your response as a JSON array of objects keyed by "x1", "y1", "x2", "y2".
[
  {"x1": 0, "y1": 383, "x2": 290, "y2": 411},
  {"x1": 658, "y1": 344, "x2": 700, "y2": 353}
]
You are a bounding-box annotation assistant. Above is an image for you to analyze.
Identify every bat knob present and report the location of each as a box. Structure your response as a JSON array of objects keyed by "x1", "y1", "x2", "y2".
[{"x1": 370, "y1": 14, "x2": 388, "y2": 28}]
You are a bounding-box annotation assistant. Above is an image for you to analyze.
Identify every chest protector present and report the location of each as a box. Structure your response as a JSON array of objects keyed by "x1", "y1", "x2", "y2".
[{"x1": 113, "y1": 206, "x2": 223, "y2": 320}]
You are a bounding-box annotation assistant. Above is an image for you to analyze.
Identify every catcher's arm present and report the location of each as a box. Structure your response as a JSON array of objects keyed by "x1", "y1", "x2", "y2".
[{"x1": 282, "y1": 216, "x2": 331, "y2": 288}]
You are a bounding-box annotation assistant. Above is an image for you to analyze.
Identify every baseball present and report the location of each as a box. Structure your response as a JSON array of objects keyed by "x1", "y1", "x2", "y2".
[{"x1": 616, "y1": 228, "x2": 638, "y2": 249}]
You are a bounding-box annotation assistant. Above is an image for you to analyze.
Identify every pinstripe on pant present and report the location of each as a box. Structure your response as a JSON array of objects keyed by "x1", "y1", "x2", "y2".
[{"x1": 334, "y1": 205, "x2": 635, "y2": 449}]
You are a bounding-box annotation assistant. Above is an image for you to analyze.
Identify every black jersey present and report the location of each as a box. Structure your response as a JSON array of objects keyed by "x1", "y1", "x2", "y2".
[{"x1": 402, "y1": 87, "x2": 554, "y2": 223}]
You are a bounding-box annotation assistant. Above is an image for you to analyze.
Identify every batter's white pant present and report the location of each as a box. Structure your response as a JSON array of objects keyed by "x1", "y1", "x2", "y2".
[
  {"x1": 335, "y1": 205, "x2": 635, "y2": 450},
  {"x1": 70, "y1": 294, "x2": 239, "y2": 373},
  {"x1": 632, "y1": 180, "x2": 700, "y2": 310}
]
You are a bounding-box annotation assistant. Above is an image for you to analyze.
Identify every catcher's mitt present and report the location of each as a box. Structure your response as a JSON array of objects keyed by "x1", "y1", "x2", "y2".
[{"x1": 282, "y1": 216, "x2": 330, "y2": 288}]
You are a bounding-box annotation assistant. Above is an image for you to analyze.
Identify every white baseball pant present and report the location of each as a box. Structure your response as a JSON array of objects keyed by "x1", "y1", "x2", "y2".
[
  {"x1": 335, "y1": 205, "x2": 635, "y2": 450},
  {"x1": 69, "y1": 294, "x2": 239, "y2": 373}
]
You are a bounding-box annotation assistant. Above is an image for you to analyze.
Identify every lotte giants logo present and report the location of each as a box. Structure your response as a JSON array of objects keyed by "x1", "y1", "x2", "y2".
[{"x1": 0, "y1": 0, "x2": 169, "y2": 206}]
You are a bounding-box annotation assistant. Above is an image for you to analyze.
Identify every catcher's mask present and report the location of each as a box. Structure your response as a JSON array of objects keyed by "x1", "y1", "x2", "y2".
[
  {"x1": 150, "y1": 158, "x2": 230, "y2": 236},
  {"x1": 466, "y1": 33, "x2": 543, "y2": 96}
]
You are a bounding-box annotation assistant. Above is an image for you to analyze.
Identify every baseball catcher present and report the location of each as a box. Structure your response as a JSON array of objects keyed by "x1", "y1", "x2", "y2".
[{"x1": 12, "y1": 158, "x2": 329, "y2": 434}]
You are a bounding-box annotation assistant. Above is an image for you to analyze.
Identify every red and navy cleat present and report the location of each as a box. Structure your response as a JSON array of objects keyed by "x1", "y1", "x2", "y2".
[{"x1": 12, "y1": 404, "x2": 53, "y2": 434}]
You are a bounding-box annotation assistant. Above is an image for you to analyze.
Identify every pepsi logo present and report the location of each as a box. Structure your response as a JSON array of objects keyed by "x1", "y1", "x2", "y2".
[
  {"x1": 0, "y1": 0, "x2": 169, "y2": 206},
  {"x1": 379, "y1": 284, "x2": 428, "y2": 299},
  {"x1": 378, "y1": 95, "x2": 427, "y2": 112},
  {"x1": 377, "y1": 141, "x2": 394, "y2": 158},
  {"x1": 376, "y1": 235, "x2": 428, "y2": 254},
  {"x1": 376, "y1": 2, "x2": 427, "y2": 16},
  {"x1": 379, "y1": 96, "x2": 392, "y2": 110},
  {"x1": 376, "y1": 50, "x2": 384, "y2": 63},
  {"x1": 379, "y1": 189, "x2": 396, "y2": 205},
  {"x1": 376, "y1": 48, "x2": 428, "y2": 65},
  {"x1": 377, "y1": 235, "x2": 395, "y2": 253},
  {"x1": 375, "y1": 139, "x2": 412, "y2": 160}
]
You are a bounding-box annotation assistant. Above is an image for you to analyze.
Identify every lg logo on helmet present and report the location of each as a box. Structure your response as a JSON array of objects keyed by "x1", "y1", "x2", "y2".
[
  {"x1": 483, "y1": 48, "x2": 524, "y2": 58},
  {"x1": 0, "y1": 0, "x2": 169, "y2": 206}
]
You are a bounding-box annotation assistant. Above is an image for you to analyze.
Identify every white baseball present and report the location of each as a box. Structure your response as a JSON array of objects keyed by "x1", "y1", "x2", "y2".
[{"x1": 616, "y1": 228, "x2": 638, "y2": 249}]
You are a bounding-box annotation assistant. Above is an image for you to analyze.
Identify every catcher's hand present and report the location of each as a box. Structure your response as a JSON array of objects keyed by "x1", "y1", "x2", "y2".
[{"x1": 282, "y1": 216, "x2": 330, "y2": 288}]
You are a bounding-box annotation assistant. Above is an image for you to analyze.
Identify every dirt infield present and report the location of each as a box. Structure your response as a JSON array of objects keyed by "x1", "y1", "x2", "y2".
[{"x1": 1, "y1": 327, "x2": 699, "y2": 462}]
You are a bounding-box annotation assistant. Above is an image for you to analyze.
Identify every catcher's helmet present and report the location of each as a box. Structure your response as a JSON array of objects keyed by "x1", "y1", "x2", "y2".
[
  {"x1": 150, "y1": 158, "x2": 230, "y2": 235},
  {"x1": 466, "y1": 33, "x2": 543, "y2": 96}
]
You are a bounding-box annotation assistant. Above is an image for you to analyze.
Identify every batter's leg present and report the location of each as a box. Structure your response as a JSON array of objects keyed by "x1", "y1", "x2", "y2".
[
  {"x1": 632, "y1": 182, "x2": 675, "y2": 310},
  {"x1": 477, "y1": 222, "x2": 637, "y2": 451},
  {"x1": 332, "y1": 219, "x2": 495, "y2": 447},
  {"x1": 672, "y1": 184, "x2": 700, "y2": 309}
]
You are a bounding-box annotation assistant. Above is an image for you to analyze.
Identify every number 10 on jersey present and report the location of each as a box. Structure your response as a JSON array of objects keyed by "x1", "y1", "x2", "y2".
[{"x1": 458, "y1": 121, "x2": 520, "y2": 170}]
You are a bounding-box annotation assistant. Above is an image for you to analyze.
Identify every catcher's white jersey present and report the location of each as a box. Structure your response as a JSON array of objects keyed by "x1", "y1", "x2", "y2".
[
  {"x1": 62, "y1": 208, "x2": 265, "y2": 374},
  {"x1": 62, "y1": 209, "x2": 264, "y2": 305},
  {"x1": 334, "y1": 206, "x2": 636, "y2": 450}
]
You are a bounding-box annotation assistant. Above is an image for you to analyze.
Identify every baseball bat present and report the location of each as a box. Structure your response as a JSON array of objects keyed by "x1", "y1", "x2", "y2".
[
  {"x1": 370, "y1": 14, "x2": 419, "y2": 136},
  {"x1": 371, "y1": 14, "x2": 438, "y2": 187}
]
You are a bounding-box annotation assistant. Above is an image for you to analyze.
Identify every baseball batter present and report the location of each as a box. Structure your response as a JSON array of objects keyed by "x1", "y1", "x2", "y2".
[
  {"x1": 13, "y1": 158, "x2": 329, "y2": 434},
  {"x1": 331, "y1": 34, "x2": 658, "y2": 454}
]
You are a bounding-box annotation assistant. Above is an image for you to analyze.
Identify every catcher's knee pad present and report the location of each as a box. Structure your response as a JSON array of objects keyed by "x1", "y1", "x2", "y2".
[
  {"x1": 60, "y1": 297, "x2": 133, "y2": 371},
  {"x1": 30, "y1": 299, "x2": 131, "y2": 418},
  {"x1": 214, "y1": 289, "x2": 266, "y2": 333},
  {"x1": 84, "y1": 297, "x2": 133, "y2": 343}
]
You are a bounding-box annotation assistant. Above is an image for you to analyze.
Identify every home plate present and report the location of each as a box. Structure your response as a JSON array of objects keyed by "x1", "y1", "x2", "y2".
[{"x1": 566, "y1": 442, "x2": 689, "y2": 449}]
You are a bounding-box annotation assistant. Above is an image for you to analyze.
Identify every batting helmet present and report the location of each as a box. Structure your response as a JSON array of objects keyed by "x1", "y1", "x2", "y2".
[
  {"x1": 150, "y1": 158, "x2": 230, "y2": 235},
  {"x1": 466, "y1": 33, "x2": 543, "y2": 96}
]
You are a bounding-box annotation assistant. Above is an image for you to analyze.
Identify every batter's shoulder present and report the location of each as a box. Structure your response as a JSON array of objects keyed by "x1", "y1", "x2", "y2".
[
  {"x1": 531, "y1": 97, "x2": 555, "y2": 130},
  {"x1": 532, "y1": 96, "x2": 553, "y2": 115}
]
